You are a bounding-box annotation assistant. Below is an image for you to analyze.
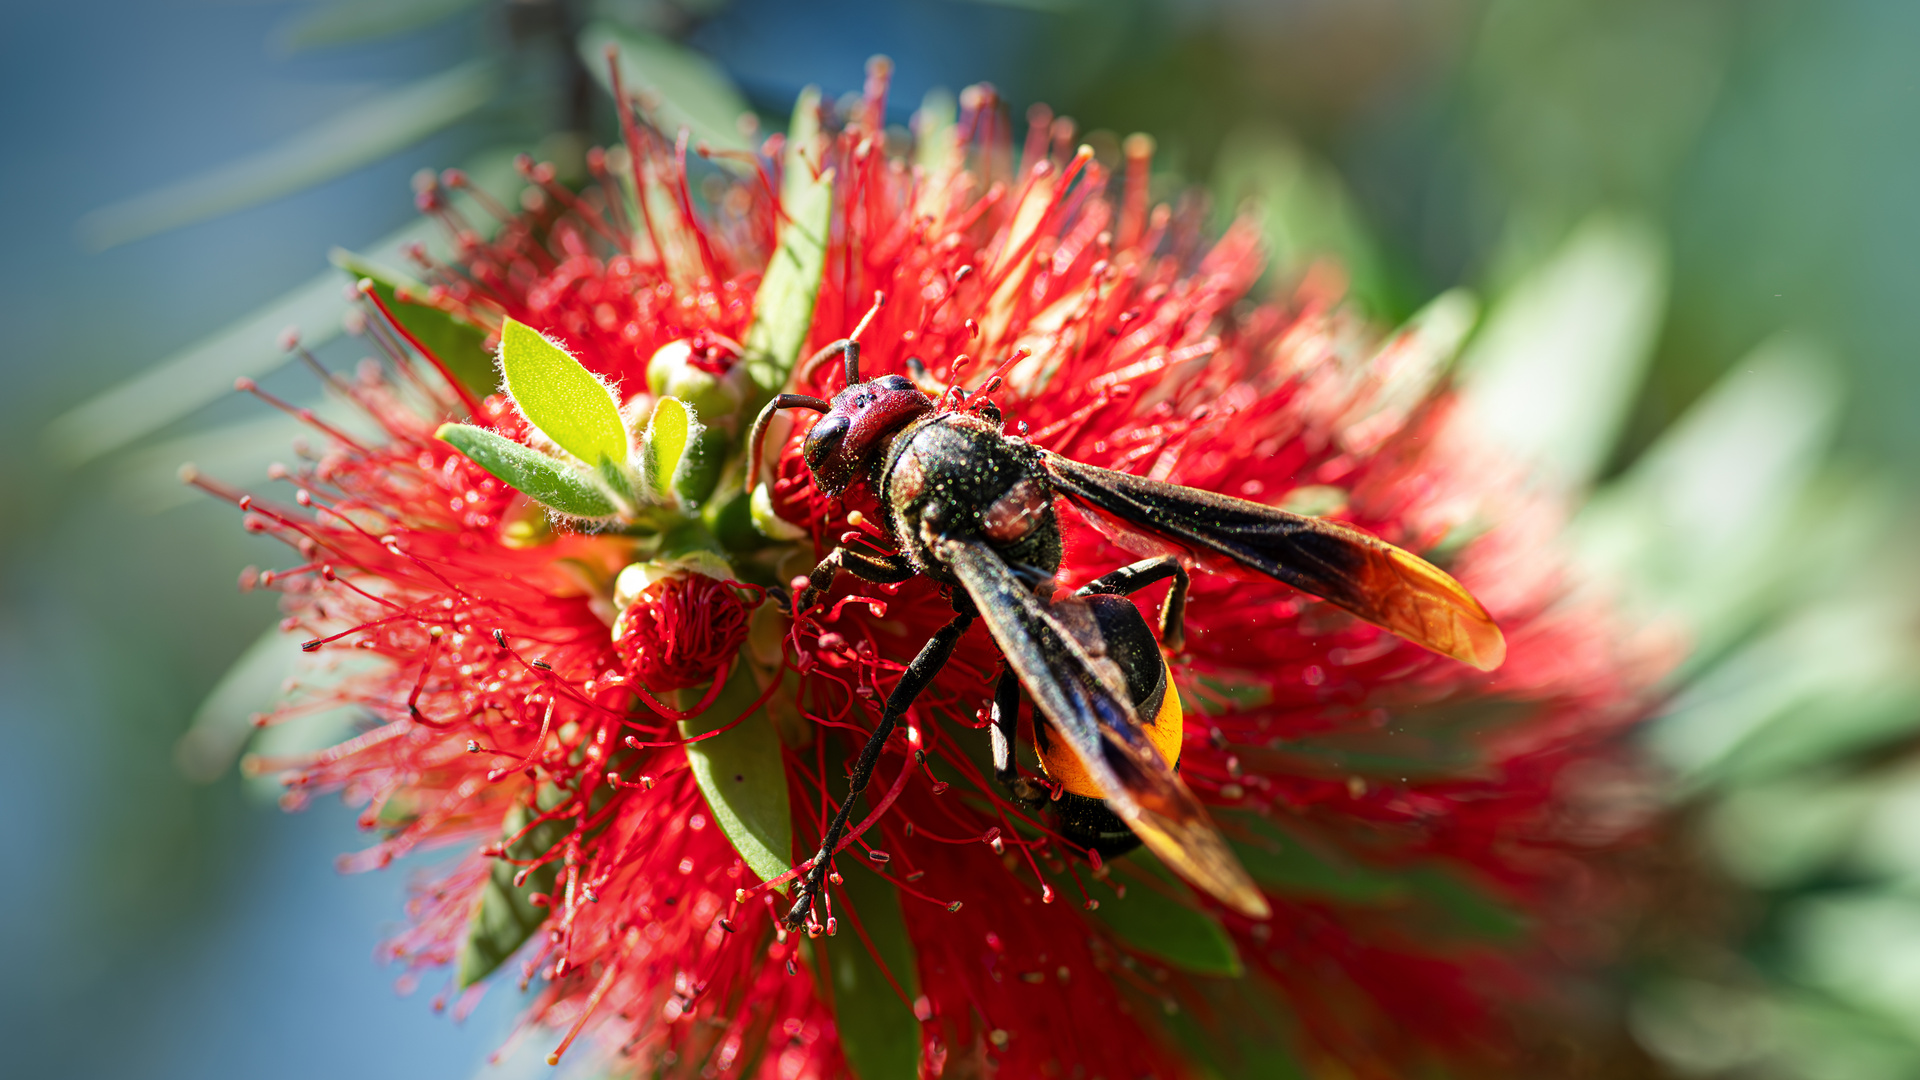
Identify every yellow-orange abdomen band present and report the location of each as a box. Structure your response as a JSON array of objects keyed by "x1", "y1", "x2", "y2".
[{"x1": 1037, "y1": 656, "x2": 1184, "y2": 799}]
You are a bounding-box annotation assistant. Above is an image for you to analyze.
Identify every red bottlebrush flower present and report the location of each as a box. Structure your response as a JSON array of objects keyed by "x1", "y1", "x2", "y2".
[
  {"x1": 200, "y1": 56, "x2": 1667, "y2": 1080},
  {"x1": 613, "y1": 565, "x2": 762, "y2": 695}
]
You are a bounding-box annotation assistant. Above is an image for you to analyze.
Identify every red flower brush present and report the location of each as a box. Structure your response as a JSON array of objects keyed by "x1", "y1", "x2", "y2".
[{"x1": 195, "y1": 56, "x2": 1667, "y2": 1080}]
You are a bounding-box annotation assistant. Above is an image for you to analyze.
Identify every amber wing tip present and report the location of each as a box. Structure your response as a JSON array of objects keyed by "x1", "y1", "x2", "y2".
[
  {"x1": 1226, "y1": 886, "x2": 1273, "y2": 921},
  {"x1": 1460, "y1": 616, "x2": 1507, "y2": 672}
]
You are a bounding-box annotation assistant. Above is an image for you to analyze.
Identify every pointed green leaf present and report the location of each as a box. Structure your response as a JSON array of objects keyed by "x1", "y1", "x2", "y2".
[
  {"x1": 48, "y1": 149, "x2": 521, "y2": 465},
  {"x1": 742, "y1": 87, "x2": 834, "y2": 397},
  {"x1": 1399, "y1": 865, "x2": 1527, "y2": 942},
  {"x1": 331, "y1": 249, "x2": 497, "y2": 397},
  {"x1": 174, "y1": 627, "x2": 304, "y2": 784},
  {"x1": 681, "y1": 659, "x2": 793, "y2": 890},
  {"x1": 673, "y1": 426, "x2": 727, "y2": 509},
  {"x1": 279, "y1": 0, "x2": 483, "y2": 52},
  {"x1": 1158, "y1": 976, "x2": 1310, "y2": 1079},
  {"x1": 1457, "y1": 213, "x2": 1667, "y2": 489},
  {"x1": 580, "y1": 22, "x2": 756, "y2": 157},
  {"x1": 1079, "y1": 852, "x2": 1243, "y2": 976},
  {"x1": 78, "y1": 60, "x2": 499, "y2": 251},
  {"x1": 1220, "y1": 812, "x2": 1406, "y2": 905},
  {"x1": 824, "y1": 859, "x2": 922, "y2": 1080},
  {"x1": 457, "y1": 789, "x2": 568, "y2": 987},
  {"x1": 1211, "y1": 124, "x2": 1398, "y2": 317},
  {"x1": 643, "y1": 397, "x2": 692, "y2": 495},
  {"x1": 499, "y1": 318, "x2": 630, "y2": 469},
  {"x1": 912, "y1": 88, "x2": 957, "y2": 176},
  {"x1": 436, "y1": 423, "x2": 615, "y2": 518}
]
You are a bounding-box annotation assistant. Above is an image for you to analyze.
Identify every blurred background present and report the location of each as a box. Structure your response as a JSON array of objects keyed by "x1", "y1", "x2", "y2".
[{"x1": 5, "y1": 1, "x2": 1920, "y2": 1076}]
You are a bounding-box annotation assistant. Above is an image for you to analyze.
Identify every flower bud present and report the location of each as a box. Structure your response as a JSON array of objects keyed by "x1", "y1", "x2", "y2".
[
  {"x1": 611, "y1": 555, "x2": 754, "y2": 693},
  {"x1": 647, "y1": 338, "x2": 746, "y2": 426}
]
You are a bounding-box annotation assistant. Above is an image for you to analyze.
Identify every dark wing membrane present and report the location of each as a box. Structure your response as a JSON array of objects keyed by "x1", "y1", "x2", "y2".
[
  {"x1": 941, "y1": 538, "x2": 1270, "y2": 919},
  {"x1": 1040, "y1": 452, "x2": 1506, "y2": 672}
]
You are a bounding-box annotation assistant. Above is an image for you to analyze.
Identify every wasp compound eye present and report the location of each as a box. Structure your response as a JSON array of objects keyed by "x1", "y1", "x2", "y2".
[
  {"x1": 803, "y1": 413, "x2": 849, "y2": 472},
  {"x1": 874, "y1": 374, "x2": 916, "y2": 392}
]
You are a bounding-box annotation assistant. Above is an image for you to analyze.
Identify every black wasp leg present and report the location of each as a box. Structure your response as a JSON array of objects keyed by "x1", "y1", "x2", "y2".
[
  {"x1": 787, "y1": 608, "x2": 974, "y2": 928},
  {"x1": 796, "y1": 546, "x2": 915, "y2": 612},
  {"x1": 1073, "y1": 555, "x2": 1191, "y2": 652},
  {"x1": 989, "y1": 668, "x2": 1046, "y2": 808}
]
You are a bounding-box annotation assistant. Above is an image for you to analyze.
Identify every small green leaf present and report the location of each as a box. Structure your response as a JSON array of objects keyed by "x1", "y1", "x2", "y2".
[
  {"x1": 702, "y1": 483, "x2": 767, "y2": 553},
  {"x1": 1220, "y1": 812, "x2": 1406, "y2": 905},
  {"x1": 912, "y1": 88, "x2": 957, "y2": 177},
  {"x1": 681, "y1": 658, "x2": 793, "y2": 890},
  {"x1": 673, "y1": 426, "x2": 728, "y2": 508},
  {"x1": 643, "y1": 397, "x2": 692, "y2": 495},
  {"x1": 457, "y1": 789, "x2": 568, "y2": 987},
  {"x1": 436, "y1": 423, "x2": 615, "y2": 518},
  {"x1": 331, "y1": 249, "x2": 497, "y2": 397},
  {"x1": 499, "y1": 318, "x2": 630, "y2": 468},
  {"x1": 1080, "y1": 852, "x2": 1243, "y2": 976},
  {"x1": 742, "y1": 87, "x2": 834, "y2": 397},
  {"x1": 824, "y1": 858, "x2": 922, "y2": 1080}
]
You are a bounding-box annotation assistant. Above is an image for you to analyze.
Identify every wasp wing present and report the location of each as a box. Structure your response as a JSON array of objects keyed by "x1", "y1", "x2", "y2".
[
  {"x1": 1040, "y1": 452, "x2": 1505, "y2": 671},
  {"x1": 941, "y1": 538, "x2": 1271, "y2": 920}
]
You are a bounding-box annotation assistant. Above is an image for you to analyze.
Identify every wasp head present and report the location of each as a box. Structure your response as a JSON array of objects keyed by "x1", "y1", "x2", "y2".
[{"x1": 802, "y1": 375, "x2": 935, "y2": 495}]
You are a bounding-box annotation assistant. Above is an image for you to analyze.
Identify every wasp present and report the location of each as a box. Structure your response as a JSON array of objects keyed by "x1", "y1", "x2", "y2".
[{"x1": 749, "y1": 335, "x2": 1505, "y2": 927}]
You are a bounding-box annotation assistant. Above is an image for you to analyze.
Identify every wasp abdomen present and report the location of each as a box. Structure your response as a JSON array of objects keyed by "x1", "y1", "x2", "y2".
[{"x1": 1032, "y1": 594, "x2": 1183, "y2": 803}]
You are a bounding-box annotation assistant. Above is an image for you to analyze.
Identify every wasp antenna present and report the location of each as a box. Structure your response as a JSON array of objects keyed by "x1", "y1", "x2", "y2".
[
  {"x1": 801, "y1": 339, "x2": 851, "y2": 387},
  {"x1": 747, "y1": 393, "x2": 830, "y2": 492}
]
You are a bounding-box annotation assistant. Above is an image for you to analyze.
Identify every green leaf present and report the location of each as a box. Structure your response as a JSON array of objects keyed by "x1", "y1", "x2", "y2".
[
  {"x1": 1158, "y1": 976, "x2": 1309, "y2": 1080},
  {"x1": 77, "y1": 60, "x2": 499, "y2": 251},
  {"x1": 279, "y1": 0, "x2": 483, "y2": 51},
  {"x1": 673, "y1": 426, "x2": 728, "y2": 509},
  {"x1": 48, "y1": 149, "x2": 521, "y2": 465},
  {"x1": 742, "y1": 87, "x2": 834, "y2": 397},
  {"x1": 1081, "y1": 852, "x2": 1243, "y2": 976},
  {"x1": 456, "y1": 788, "x2": 569, "y2": 987},
  {"x1": 1398, "y1": 865, "x2": 1528, "y2": 943},
  {"x1": 643, "y1": 396, "x2": 692, "y2": 495},
  {"x1": 1211, "y1": 124, "x2": 1398, "y2": 317},
  {"x1": 703, "y1": 483, "x2": 768, "y2": 553},
  {"x1": 580, "y1": 22, "x2": 757, "y2": 158},
  {"x1": 331, "y1": 249, "x2": 498, "y2": 397},
  {"x1": 436, "y1": 423, "x2": 616, "y2": 518},
  {"x1": 1219, "y1": 812, "x2": 1406, "y2": 905},
  {"x1": 1456, "y1": 213, "x2": 1667, "y2": 489},
  {"x1": 174, "y1": 627, "x2": 304, "y2": 784},
  {"x1": 680, "y1": 659, "x2": 793, "y2": 891},
  {"x1": 823, "y1": 858, "x2": 922, "y2": 1080},
  {"x1": 1246, "y1": 698, "x2": 1534, "y2": 781},
  {"x1": 912, "y1": 88, "x2": 957, "y2": 177},
  {"x1": 498, "y1": 318, "x2": 630, "y2": 468}
]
